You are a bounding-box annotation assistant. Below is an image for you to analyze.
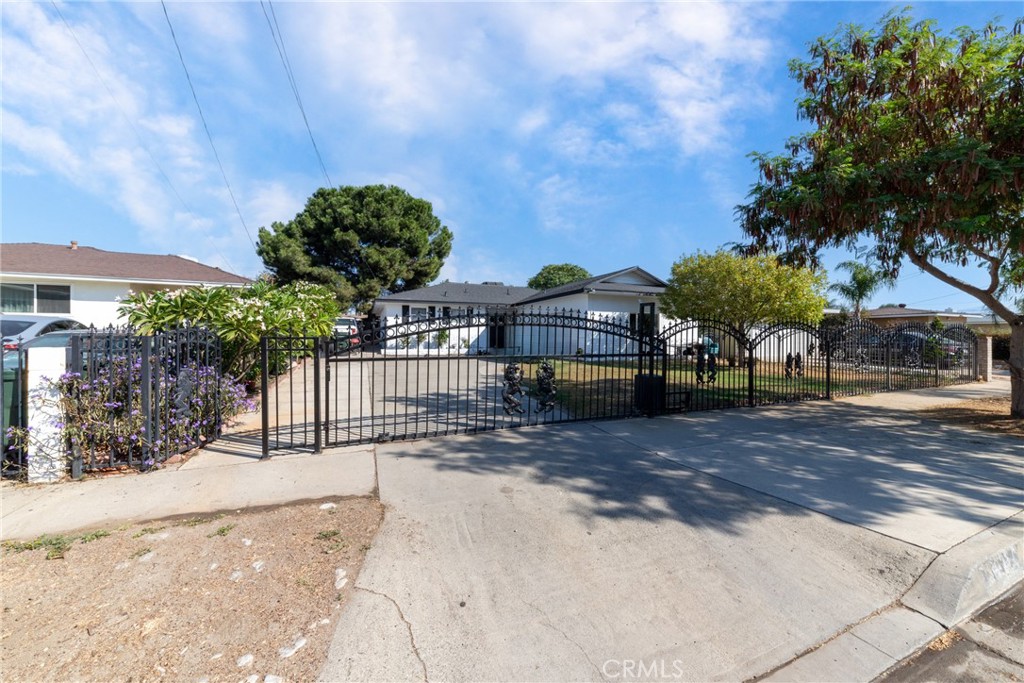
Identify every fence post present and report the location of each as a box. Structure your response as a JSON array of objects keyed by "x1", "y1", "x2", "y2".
[
  {"x1": 260, "y1": 337, "x2": 270, "y2": 459},
  {"x1": 885, "y1": 336, "x2": 892, "y2": 391},
  {"x1": 68, "y1": 336, "x2": 84, "y2": 478},
  {"x1": 323, "y1": 337, "x2": 331, "y2": 448},
  {"x1": 825, "y1": 333, "x2": 832, "y2": 400},
  {"x1": 313, "y1": 337, "x2": 322, "y2": 454},
  {"x1": 140, "y1": 336, "x2": 153, "y2": 469},
  {"x1": 747, "y1": 346, "x2": 755, "y2": 406}
]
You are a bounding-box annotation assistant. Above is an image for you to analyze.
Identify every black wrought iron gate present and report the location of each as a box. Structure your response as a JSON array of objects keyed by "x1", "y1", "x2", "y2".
[{"x1": 259, "y1": 309, "x2": 979, "y2": 455}]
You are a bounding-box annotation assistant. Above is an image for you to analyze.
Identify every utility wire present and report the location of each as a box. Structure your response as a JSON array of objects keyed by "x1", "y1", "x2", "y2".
[
  {"x1": 160, "y1": 0, "x2": 257, "y2": 252},
  {"x1": 49, "y1": 1, "x2": 242, "y2": 275},
  {"x1": 260, "y1": 0, "x2": 333, "y2": 187}
]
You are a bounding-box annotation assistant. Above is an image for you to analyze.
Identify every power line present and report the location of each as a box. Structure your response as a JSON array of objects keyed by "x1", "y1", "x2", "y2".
[
  {"x1": 160, "y1": 0, "x2": 257, "y2": 252},
  {"x1": 260, "y1": 0, "x2": 333, "y2": 187},
  {"x1": 48, "y1": 1, "x2": 242, "y2": 275}
]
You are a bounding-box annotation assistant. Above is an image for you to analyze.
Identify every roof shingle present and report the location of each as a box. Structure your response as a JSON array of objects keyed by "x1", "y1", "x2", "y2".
[{"x1": 1, "y1": 243, "x2": 250, "y2": 285}]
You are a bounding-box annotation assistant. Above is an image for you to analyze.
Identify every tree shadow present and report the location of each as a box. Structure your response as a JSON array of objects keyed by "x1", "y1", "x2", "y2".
[{"x1": 384, "y1": 399, "x2": 1023, "y2": 545}]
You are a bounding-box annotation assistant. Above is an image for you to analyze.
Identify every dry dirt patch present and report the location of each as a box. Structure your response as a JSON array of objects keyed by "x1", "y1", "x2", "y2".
[
  {"x1": 917, "y1": 396, "x2": 1023, "y2": 438},
  {"x1": 1, "y1": 497, "x2": 382, "y2": 682}
]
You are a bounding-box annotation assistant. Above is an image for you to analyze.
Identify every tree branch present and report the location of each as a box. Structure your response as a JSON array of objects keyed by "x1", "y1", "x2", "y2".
[
  {"x1": 963, "y1": 243, "x2": 1002, "y2": 270},
  {"x1": 906, "y1": 247, "x2": 1019, "y2": 324}
]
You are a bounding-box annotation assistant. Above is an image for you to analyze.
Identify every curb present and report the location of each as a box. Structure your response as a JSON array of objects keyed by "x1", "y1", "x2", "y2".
[
  {"x1": 902, "y1": 512, "x2": 1024, "y2": 628},
  {"x1": 761, "y1": 513, "x2": 1024, "y2": 682}
]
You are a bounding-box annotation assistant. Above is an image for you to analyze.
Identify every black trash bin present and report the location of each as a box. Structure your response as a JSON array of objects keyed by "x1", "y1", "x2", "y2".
[{"x1": 633, "y1": 374, "x2": 665, "y2": 415}]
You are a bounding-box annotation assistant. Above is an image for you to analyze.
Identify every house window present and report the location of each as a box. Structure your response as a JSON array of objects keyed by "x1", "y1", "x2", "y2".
[
  {"x1": 36, "y1": 285, "x2": 72, "y2": 313},
  {"x1": 1, "y1": 284, "x2": 34, "y2": 313},
  {"x1": 0, "y1": 283, "x2": 71, "y2": 314}
]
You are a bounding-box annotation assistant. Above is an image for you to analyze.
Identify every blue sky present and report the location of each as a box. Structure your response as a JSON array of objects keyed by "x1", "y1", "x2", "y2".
[{"x1": 2, "y1": 1, "x2": 1018, "y2": 314}]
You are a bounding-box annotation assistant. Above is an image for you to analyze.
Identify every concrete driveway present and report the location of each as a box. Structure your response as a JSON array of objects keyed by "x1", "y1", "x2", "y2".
[{"x1": 319, "y1": 386, "x2": 1023, "y2": 682}]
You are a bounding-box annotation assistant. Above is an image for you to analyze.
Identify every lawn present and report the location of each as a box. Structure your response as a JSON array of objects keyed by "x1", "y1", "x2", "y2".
[{"x1": 511, "y1": 356, "x2": 977, "y2": 417}]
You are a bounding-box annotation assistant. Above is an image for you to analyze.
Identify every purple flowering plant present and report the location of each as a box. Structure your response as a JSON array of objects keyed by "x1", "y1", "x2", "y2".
[{"x1": 7, "y1": 358, "x2": 255, "y2": 470}]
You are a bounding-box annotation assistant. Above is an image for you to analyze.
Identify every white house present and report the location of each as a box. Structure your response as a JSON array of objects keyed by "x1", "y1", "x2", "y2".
[
  {"x1": 370, "y1": 267, "x2": 668, "y2": 354},
  {"x1": 0, "y1": 242, "x2": 251, "y2": 327}
]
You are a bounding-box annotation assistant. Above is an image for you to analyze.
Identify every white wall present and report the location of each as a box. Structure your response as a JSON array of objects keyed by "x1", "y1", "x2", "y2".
[
  {"x1": 2, "y1": 277, "x2": 226, "y2": 329},
  {"x1": 71, "y1": 281, "x2": 133, "y2": 327}
]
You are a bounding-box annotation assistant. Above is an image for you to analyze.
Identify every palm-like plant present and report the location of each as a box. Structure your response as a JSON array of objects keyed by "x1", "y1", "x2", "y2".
[{"x1": 828, "y1": 261, "x2": 894, "y2": 318}]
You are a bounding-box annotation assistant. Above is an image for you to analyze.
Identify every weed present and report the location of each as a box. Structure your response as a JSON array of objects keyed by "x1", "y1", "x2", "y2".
[
  {"x1": 208, "y1": 524, "x2": 236, "y2": 538},
  {"x1": 3, "y1": 535, "x2": 74, "y2": 560},
  {"x1": 131, "y1": 547, "x2": 152, "y2": 559},
  {"x1": 133, "y1": 526, "x2": 165, "y2": 538},
  {"x1": 79, "y1": 530, "x2": 111, "y2": 543},
  {"x1": 323, "y1": 541, "x2": 347, "y2": 555},
  {"x1": 315, "y1": 530, "x2": 340, "y2": 541},
  {"x1": 177, "y1": 514, "x2": 221, "y2": 527}
]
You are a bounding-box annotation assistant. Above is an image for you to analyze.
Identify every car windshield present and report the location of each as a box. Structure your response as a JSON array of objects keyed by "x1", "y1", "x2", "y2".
[
  {"x1": 23, "y1": 333, "x2": 76, "y2": 348},
  {"x1": 1, "y1": 321, "x2": 33, "y2": 338}
]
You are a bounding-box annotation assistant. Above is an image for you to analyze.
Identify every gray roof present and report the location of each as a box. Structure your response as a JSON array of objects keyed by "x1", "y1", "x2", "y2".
[
  {"x1": 1, "y1": 242, "x2": 251, "y2": 285},
  {"x1": 379, "y1": 281, "x2": 537, "y2": 307},
  {"x1": 517, "y1": 266, "x2": 668, "y2": 305},
  {"x1": 865, "y1": 306, "x2": 968, "y2": 319},
  {"x1": 375, "y1": 266, "x2": 668, "y2": 310}
]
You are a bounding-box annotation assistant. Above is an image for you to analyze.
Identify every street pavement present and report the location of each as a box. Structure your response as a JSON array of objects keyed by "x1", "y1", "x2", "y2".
[
  {"x1": 878, "y1": 585, "x2": 1023, "y2": 682},
  {"x1": 1, "y1": 375, "x2": 1020, "y2": 682}
]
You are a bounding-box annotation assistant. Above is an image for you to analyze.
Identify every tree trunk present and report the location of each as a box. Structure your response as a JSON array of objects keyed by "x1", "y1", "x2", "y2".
[{"x1": 1010, "y1": 322, "x2": 1023, "y2": 419}]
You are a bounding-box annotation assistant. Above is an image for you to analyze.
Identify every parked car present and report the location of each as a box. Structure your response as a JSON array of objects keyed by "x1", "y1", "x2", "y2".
[
  {"x1": 1, "y1": 314, "x2": 87, "y2": 350},
  {"x1": 333, "y1": 316, "x2": 361, "y2": 349}
]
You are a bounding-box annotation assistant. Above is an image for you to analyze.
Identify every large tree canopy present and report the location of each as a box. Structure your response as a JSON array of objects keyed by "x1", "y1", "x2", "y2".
[
  {"x1": 737, "y1": 12, "x2": 1024, "y2": 415},
  {"x1": 660, "y1": 250, "x2": 828, "y2": 337},
  {"x1": 257, "y1": 185, "x2": 454, "y2": 311},
  {"x1": 527, "y1": 263, "x2": 592, "y2": 290}
]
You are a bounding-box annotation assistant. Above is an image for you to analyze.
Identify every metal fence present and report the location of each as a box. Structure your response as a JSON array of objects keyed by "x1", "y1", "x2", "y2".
[
  {"x1": 259, "y1": 308, "x2": 980, "y2": 456},
  {"x1": 2, "y1": 326, "x2": 225, "y2": 478}
]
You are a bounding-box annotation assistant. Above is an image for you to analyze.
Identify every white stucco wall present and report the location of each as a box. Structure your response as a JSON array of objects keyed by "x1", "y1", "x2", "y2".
[
  {"x1": 2, "y1": 277, "x2": 233, "y2": 329},
  {"x1": 70, "y1": 281, "x2": 133, "y2": 327}
]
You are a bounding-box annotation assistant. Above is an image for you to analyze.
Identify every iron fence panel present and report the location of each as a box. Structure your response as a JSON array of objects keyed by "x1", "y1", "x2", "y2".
[{"x1": 259, "y1": 309, "x2": 983, "y2": 455}]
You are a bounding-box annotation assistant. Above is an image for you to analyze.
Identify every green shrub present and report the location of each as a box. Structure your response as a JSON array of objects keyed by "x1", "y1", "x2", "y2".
[{"x1": 118, "y1": 281, "x2": 339, "y2": 379}]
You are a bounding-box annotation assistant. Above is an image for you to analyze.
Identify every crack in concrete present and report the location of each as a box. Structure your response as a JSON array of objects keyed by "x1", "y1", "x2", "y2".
[
  {"x1": 357, "y1": 586, "x2": 429, "y2": 682},
  {"x1": 520, "y1": 596, "x2": 606, "y2": 681}
]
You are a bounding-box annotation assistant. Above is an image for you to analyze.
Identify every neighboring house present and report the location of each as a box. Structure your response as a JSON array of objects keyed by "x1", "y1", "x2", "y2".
[
  {"x1": 862, "y1": 304, "x2": 983, "y2": 328},
  {"x1": 0, "y1": 242, "x2": 251, "y2": 327},
  {"x1": 370, "y1": 267, "x2": 668, "y2": 353}
]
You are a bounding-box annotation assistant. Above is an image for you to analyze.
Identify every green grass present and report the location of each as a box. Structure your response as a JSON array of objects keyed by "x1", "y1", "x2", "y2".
[{"x1": 529, "y1": 357, "x2": 973, "y2": 415}]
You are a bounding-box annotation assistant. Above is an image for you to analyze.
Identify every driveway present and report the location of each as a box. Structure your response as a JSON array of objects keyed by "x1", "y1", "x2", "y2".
[{"x1": 319, "y1": 388, "x2": 1023, "y2": 681}]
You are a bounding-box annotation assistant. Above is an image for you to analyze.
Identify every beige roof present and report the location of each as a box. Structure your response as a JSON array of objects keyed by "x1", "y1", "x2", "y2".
[{"x1": 1, "y1": 242, "x2": 250, "y2": 285}]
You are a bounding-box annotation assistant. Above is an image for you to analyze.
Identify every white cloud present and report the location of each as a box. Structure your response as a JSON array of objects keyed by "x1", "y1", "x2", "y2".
[
  {"x1": 1, "y1": 2, "x2": 258, "y2": 274},
  {"x1": 438, "y1": 249, "x2": 527, "y2": 287},
  {"x1": 516, "y1": 107, "x2": 550, "y2": 138},
  {"x1": 536, "y1": 174, "x2": 593, "y2": 234}
]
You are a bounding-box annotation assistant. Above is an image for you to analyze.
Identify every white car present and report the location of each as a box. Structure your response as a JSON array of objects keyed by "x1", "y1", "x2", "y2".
[{"x1": 1, "y1": 314, "x2": 87, "y2": 350}]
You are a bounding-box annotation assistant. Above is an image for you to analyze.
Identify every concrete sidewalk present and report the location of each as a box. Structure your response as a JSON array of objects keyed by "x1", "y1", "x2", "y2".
[
  {"x1": 0, "y1": 442, "x2": 377, "y2": 540},
  {"x1": 1, "y1": 377, "x2": 1020, "y2": 682}
]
